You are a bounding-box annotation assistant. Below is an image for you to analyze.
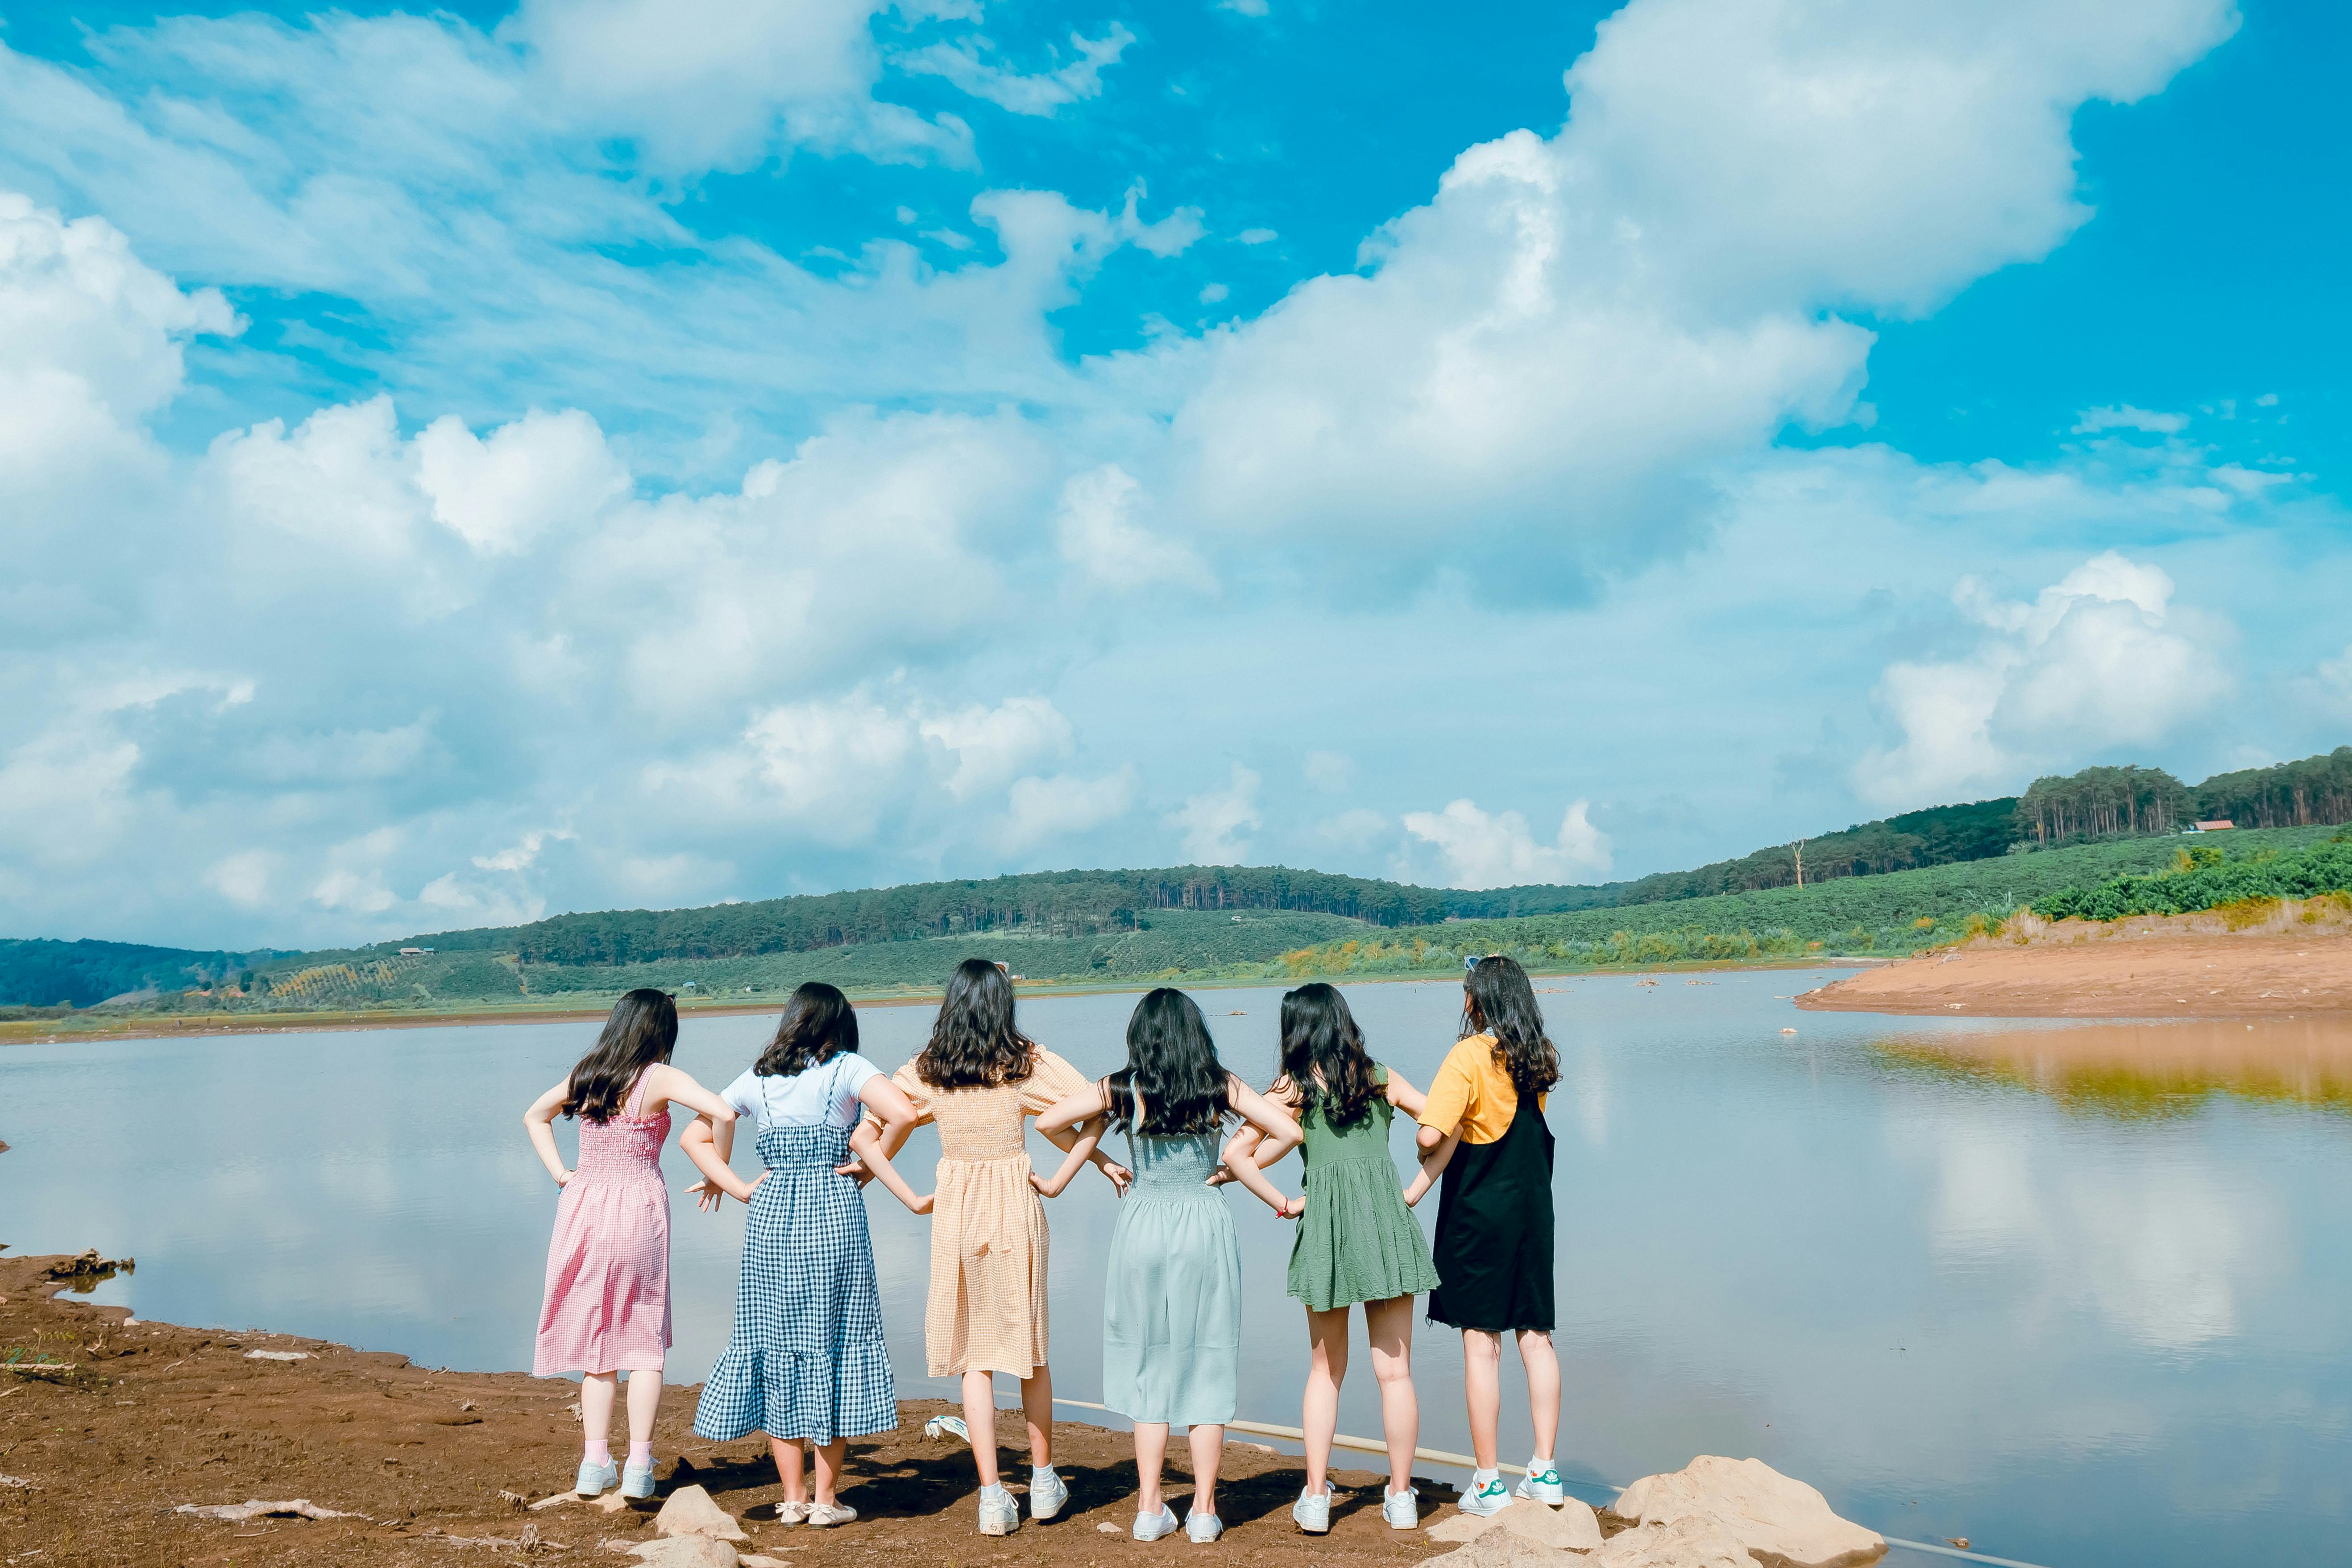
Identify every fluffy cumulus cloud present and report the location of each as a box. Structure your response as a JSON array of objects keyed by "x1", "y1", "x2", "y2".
[
  {"x1": 0, "y1": 0, "x2": 2315, "y2": 951},
  {"x1": 1404, "y1": 800, "x2": 1613, "y2": 889},
  {"x1": 1854, "y1": 552, "x2": 2237, "y2": 808}
]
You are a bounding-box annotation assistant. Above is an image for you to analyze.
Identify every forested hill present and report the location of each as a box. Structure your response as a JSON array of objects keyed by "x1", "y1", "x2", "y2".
[
  {"x1": 378, "y1": 864, "x2": 1622, "y2": 967},
  {"x1": 0, "y1": 938, "x2": 287, "y2": 1010}
]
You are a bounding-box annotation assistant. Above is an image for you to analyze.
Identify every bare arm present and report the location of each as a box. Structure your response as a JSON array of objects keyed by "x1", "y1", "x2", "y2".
[
  {"x1": 1384, "y1": 1069, "x2": 1429, "y2": 1119},
  {"x1": 1403, "y1": 1126, "x2": 1459, "y2": 1207},
  {"x1": 1036, "y1": 1081, "x2": 1111, "y2": 1138},
  {"x1": 682, "y1": 1114, "x2": 764, "y2": 1204},
  {"x1": 1031, "y1": 1113, "x2": 1103, "y2": 1198},
  {"x1": 523, "y1": 1079, "x2": 572, "y2": 1186},
  {"x1": 643, "y1": 1063, "x2": 738, "y2": 1126},
  {"x1": 849, "y1": 1074, "x2": 933, "y2": 1213},
  {"x1": 1220, "y1": 1074, "x2": 1303, "y2": 1215}
]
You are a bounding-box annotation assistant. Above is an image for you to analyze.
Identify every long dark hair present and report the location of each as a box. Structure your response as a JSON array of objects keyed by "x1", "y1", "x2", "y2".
[
  {"x1": 1462, "y1": 955, "x2": 1559, "y2": 1097},
  {"x1": 560, "y1": 988, "x2": 677, "y2": 1123},
  {"x1": 1105, "y1": 987, "x2": 1229, "y2": 1137},
  {"x1": 756, "y1": 982, "x2": 859, "y2": 1078},
  {"x1": 1275, "y1": 982, "x2": 1378, "y2": 1129},
  {"x1": 914, "y1": 959, "x2": 1037, "y2": 1090}
]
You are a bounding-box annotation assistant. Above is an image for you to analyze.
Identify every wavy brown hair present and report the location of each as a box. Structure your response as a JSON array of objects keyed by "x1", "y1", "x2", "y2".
[
  {"x1": 1274, "y1": 982, "x2": 1379, "y2": 1129},
  {"x1": 913, "y1": 959, "x2": 1037, "y2": 1090},
  {"x1": 560, "y1": 988, "x2": 677, "y2": 1123},
  {"x1": 1462, "y1": 955, "x2": 1559, "y2": 1097},
  {"x1": 755, "y1": 982, "x2": 860, "y2": 1078}
]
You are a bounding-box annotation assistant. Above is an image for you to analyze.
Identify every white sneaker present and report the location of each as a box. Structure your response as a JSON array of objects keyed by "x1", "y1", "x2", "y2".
[
  {"x1": 1291, "y1": 1483, "x2": 1332, "y2": 1534},
  {"x1": 1185, "y1": 1510, "x2": 1223, "y2": 1543},
  {"x1": 977, "y1": 1484, "x2": 1020, "y2": 1535},
  {"x1": 1514, "y1": 1457, "x2": 1565, "y2": 1506},
  {"x1": 806, "y1": 1502, "x2": 857, "y2": 1528},
  {"x1": 773, "y1": 1500, "x2": 810, "y2": 1526},
  {"x1": 575, "y1": 1458, "x2": 618, "y2": 1497},
  {"x1": 619, "y1": 1459, "x2": 658, "y2": 1501},
  {"x1": 1458, "y1": 1470, "x2": 1514, "y2": 1517},
  {"x1": 1028, "y1": 1467, "x2": 1070, "y2": 1522},
  {"x1": 1132, "y1": 1504, "x2": 1179, "y2": 1542},
  {"x1": 1381, "y1": 1486, "x2": 1420, "y2": 1530}
]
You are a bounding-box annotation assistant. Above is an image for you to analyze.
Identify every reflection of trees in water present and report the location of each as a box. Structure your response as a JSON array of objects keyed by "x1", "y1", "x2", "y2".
[{"x1": 1874, "y1": 1023, "x2": 2352, "y2": 1123}]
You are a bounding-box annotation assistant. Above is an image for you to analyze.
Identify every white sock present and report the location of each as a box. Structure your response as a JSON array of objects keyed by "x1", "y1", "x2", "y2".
[
  {"x1": 1530, "y1": 1455, "x2": 1553, "y2": 1470},
  {"x1": 1032, "y1": 1463, "x2": 1056, "y2": 1478},
  {"x1": 1472, "y1": 1467, "x2": 1500, "y2": 1485}
]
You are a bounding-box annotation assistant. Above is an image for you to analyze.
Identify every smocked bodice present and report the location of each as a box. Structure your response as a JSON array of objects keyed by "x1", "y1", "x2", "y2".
[
  {"x1": 1122, "y1": 1130, "x2": 1225, "y2": 1201},
  {"x1": 574, "y1": 1076, "x2": 668, "y2": 1181},
  {"x1": 929, "y1": 1083, "x2": 1030, "y2": 1161}
]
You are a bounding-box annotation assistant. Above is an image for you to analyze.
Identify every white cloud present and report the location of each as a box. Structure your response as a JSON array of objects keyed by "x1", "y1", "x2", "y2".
[
  {"x1": 1162, "y1": 0, "x2": 2235, "y2": 580},
  {"x1": 1403, "y1": 799, "x2": 1613, "y2": 889},
  {"x1": 921, "y1": 697, "x2": 1074, "y2": 801},
  {"x1": 1217, "y1": 0, "x2": 1271, "y2": 15},
  {"x1": 206, "y1": 851, "x2": 275, "y2": 909},
  {"x1": 1236, "y1": 227, "x2": 1277, "y2": 244},
  {"x1": 1055, "y1": 464, "x2": 1216, "y2": 592},
  {"x1": 2073, "y1": 405, "x2": 2190, "y2": 436},
  {"x1": 2306, "y1": 645, "x2": 2352, "y2": 717},
  {"x1": 1855, "y1": 552, "x2": 2236, "y2": 807},
  {"x1": 1169, "y1": 765, "x2": 1261, "y2": 864},
  {"x1": 897, "y1": 25, "x2": 1135, "y2": 117},
  {"x1": 472, "y1": 828, "x2": 574, "y2": 873},
  {"x1": 415, "y1": 408, "x2": 630, "y2": 556},
  {"x1": 1199, "y1": 282, "x2": 1229, "y2": 304},
  {"x1": 998, "y1": 768, "x2": 1139, "y2": 854}
]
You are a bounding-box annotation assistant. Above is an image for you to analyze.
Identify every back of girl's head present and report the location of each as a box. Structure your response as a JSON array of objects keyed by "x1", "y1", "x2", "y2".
[
  {"x1": 1461, "y1": 955, "x2": 1560, "y2": 1097},
  {"x1": 756, "y1": 982, "x2": 859, "y2": 1078},
  {"x1": 1107, "y1": 987, "x2": 1228, "y2": 1137},
  {"x1": 1277, "y1": 982, "x2": 1378, "y2": 1128},
  {"x1": 561, "y1": 987, "x2": 678, "y2": 1123},
  {"x1": 915, "y1": 959, "x2": 1036, "y2": 1090}
]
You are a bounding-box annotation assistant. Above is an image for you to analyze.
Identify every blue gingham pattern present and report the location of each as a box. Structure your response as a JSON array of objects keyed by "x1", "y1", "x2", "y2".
[{"x1": 692, "y1": 1123, "x2": 898, "y2": 1444}]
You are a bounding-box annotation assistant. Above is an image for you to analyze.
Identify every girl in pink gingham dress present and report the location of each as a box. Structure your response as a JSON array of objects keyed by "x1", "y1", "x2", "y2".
[{"x1": 525, "y1": 989, "x2": 738, "y2": 1501}]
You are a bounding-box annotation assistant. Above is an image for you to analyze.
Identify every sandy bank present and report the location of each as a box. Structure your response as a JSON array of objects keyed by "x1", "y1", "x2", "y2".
[
  {"x1": 0, "y1": 1250, "x2": 1463, "y2": 1568},
  {"x1": 1796, "y1": 904, "x2": 2352, "y2": 1018}
]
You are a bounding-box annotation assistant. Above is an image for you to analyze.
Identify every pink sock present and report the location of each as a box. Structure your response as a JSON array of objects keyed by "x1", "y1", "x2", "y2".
[
  {"x1": 628, "y1": 1442, "x2": 654, "y2": 1466},
  {"x1": 585, "y1": 1440, "x2": 612, "y2": 1466}
]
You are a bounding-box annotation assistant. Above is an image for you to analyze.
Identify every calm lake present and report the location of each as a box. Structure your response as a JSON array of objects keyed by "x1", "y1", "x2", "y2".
[{"x1": 10, "y1": 970, "x2": 2352, "y2": 1568}]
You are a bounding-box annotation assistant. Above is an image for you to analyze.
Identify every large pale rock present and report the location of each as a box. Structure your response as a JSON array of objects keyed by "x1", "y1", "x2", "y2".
[
  {"x1": 1499, "y1": 1500, "x2": 1604, "y2": 1552},
  {"x1": 1429, "y1": 1511, "x2": 1510, "y2": 1543},
  {"x1": 1595, "y1": 1517, "x2": 1759, "y2": 1568},
  {"x1": 1613, "y1": 1458, "x2": 1882, "y2": 1568},
  {"x1": 654, "y1": 1485, "x2": 748, "y2": 1543},
  {"x1": 629, "y1": 1537, "x2": 738, "y2": 1568},
  {"x1": 1430, "y1": 1528, "x2": 1582, "y2": 1568}
]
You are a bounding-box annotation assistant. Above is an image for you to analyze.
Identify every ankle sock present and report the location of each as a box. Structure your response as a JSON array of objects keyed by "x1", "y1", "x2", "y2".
[
  {"x1": 1472, "y1": 1467, "x2": 1500, "y2": 1486},
  {"x1": 627, "y1": 1442, "x2": 653, "y2": 1466},
  {"x1": 584, "y1": 1441, "x2": 612, "y2": 1466},
  {"x1": 1032, "y1": 1464, "x2": 1056, "y2": 1480}
]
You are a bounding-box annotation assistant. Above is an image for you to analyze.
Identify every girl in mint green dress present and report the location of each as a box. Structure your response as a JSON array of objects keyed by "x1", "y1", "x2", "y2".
[{"x1": 1229, "y1": 982, "x2": 1440, "y2": 1535}]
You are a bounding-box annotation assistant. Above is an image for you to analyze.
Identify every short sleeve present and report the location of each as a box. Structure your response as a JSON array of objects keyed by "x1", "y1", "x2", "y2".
[
  {"x1": 891, "y1": 1060, "x2": 935, "y2": 1125},
  {"x1": 1418, "y1": 1041, "x2": 1477, "y2": 1137},
  {"x1": 1018, "y1": 1048, "x2": 1092, "y2": 1115},
  {"x1": 721, "y1": 1069, "x2": 761, "y2": 1123},
  {"x1": 834, "y1": 1053, "x2": 885, "y2": 1124}
]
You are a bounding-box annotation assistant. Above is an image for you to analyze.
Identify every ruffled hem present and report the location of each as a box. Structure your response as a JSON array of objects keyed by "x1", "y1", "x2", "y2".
[
  {"x1": 691, "y1": 1341, "x2": 898, "y2": 1444},
  {"x1": 1287, "y1": 1157, "x2": 1439, "y2": 1312}
]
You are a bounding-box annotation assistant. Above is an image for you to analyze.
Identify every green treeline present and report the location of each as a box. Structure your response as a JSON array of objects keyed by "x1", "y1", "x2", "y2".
[
  {"x1": 1612, "y1": 797, "x2": 2018, "y2": 904},
  {"x1": 0, "y1": 937, "x2": 288, "y2": 1010},
  {"x1": 2013, "y1": 747, "x2": 2352, "y2": 846},
  {"x1": 2033, "y1": 835, "x2": 2352, "y2": 922}
]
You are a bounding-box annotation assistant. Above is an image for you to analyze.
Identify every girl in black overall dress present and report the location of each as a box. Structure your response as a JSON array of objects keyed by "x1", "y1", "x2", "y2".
[{"x1": 1410, "y1": 955, "x2": 1562, "y2": 1517}]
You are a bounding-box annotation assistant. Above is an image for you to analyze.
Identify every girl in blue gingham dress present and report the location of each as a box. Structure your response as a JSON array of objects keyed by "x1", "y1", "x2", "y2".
[{"x1": 684, "y1": 983, "x2": 931, "y2": 1525}]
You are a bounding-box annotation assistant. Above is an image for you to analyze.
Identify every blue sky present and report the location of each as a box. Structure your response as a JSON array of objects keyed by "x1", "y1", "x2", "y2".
[{"x1": 2, "y1": 0, "x2": 2347, "y2": 951}]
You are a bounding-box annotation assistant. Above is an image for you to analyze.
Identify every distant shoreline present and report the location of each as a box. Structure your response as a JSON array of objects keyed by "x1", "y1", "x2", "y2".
[{"x1": 1, "y1": 955, "x2": 1885, "y2": 1045}]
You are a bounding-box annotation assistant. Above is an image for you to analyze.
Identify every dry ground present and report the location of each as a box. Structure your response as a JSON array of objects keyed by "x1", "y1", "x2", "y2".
[{"x1": 0, "y1": 1251, "x2": 1474, "y2": 1568}]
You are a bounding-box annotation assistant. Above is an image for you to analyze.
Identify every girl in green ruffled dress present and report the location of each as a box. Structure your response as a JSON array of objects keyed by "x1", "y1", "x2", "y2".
[{"x1": 1229, "y1": 982, "x2": 1443, "y2": 1534}]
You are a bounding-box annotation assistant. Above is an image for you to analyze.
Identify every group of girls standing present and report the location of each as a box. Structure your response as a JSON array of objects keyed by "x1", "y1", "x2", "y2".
[{"x1": 524, "y1": 954, "x2": 1564, "y2": 1541}]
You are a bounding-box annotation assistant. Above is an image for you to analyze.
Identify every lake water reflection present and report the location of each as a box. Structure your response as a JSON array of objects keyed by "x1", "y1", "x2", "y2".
[{"x1": 9, "y1": 970, "x2": 2351, "y2": 1568}]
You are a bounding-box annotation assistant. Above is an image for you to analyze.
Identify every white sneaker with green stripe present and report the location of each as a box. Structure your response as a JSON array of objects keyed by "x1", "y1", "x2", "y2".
[
  {"x1": 1458, "y1": 1470, "x2": 1514, "y2": 1517},
  {"x1": 1514, "y1": 1458, "x2": 1565, "y2": 1506}
]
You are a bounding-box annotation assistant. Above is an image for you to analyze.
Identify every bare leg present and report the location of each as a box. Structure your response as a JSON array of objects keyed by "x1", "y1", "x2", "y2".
[
  {"x1": 1462, "y1": 1329, "x2": 1503, "y2": 1471},
  {"x1": 770, "y1": 1437, "x2": 806, "y2": 1503},
  {"x1": 1515, "y1": 1329, "x2": 1560, "y2": 1459},
  {"x1": 813, "y1": 1439, "x2": 848, "y2": 1506},
  {"x1": 1188, "y1": 1423, "x2": 1225, "y2": 1518},
  {"x1": 625, "y1": 1367, "x2": 662, "y2": 1445},
  {"x1": 1133, "y1": 1422, "x2": 1170, "y2": 1515},
  {"x1": 962, "y1": 1370, "x2": 1001, "y2": 1488},
  {"x1": 1302, "y1": 1308, "x2": 1350, "y2": 1495},
  {"x1": 1020, "y1": 1365, "x2": 1054, "y2": 1469},
  {"x1": 581, "y1": 1372, "x2": 617, "y2": 1452},
  {"x1": 1365, "y1": 1296, "x2": 1419, "y2": 1495}
]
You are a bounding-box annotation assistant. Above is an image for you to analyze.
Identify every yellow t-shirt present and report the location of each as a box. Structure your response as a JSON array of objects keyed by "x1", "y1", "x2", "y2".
[{"x1": 1419, "y1": 1033, "x2": 1547, "y2": 1146}]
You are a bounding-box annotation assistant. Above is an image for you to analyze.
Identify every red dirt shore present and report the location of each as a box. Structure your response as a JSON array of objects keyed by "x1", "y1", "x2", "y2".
[
  {"x1": 1796, "y1": 912, "x2": 2352, "y2": 1018},
  {"x1": 0, "y1": 1251, "x2": 1470, "y2": 1568}
]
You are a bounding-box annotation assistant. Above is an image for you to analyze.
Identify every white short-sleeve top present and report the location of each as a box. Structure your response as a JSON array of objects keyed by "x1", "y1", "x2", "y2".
[{"x1": 722, "y1": 1052, "x2": 884, "y2": 1130}]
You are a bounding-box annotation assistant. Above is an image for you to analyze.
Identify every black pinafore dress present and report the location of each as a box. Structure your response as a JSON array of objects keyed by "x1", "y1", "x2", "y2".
[{"x1": 1426, "y1": 1091, "x2": 1555, "y2": 1333}]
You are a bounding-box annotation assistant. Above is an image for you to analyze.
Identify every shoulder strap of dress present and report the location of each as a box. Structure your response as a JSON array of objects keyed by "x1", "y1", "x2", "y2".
[{"x1": 623, "y1": 1067, "x2": 650, "y2": 1118}]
